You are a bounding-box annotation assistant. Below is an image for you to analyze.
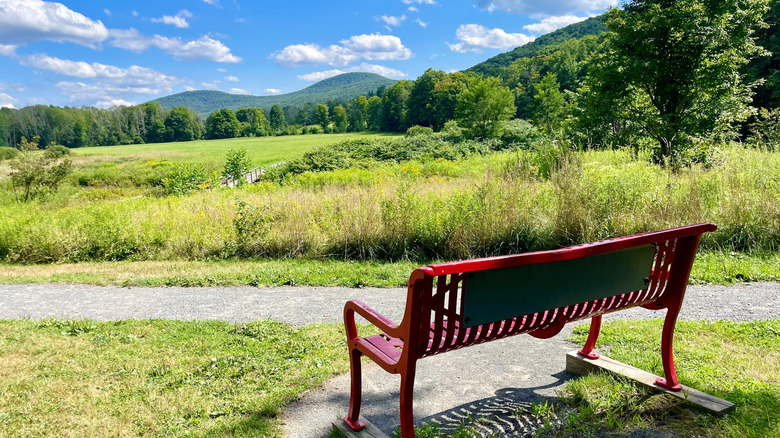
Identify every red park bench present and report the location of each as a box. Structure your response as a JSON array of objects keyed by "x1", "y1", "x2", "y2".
[{"x1": 342, "y1": 223, "x2": 719, "y2": 437}]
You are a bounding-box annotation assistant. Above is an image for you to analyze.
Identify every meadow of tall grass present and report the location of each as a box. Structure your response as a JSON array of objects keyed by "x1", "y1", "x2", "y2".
[{"x1": 0, "y1": 142, "x2": 777, "y2": 264}]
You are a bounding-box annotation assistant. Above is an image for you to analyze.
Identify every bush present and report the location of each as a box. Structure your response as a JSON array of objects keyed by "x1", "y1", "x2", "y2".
[
  {"x1": 500, "y1": 119, "x2": 542, "y2": 149},
  {"x1": 45, "y1": 144, "x2": 71, "y2": 158},
  {"x1": 0, "y1": 146, "x2": 18, "y2": 161},
  {"x1": 223, "y1": 148, "x2": 252, "y2": 186},
  {"x1": 406, "y1": 125, "x2": 434, "y2": 137},
  {"x1": 162, "y1": 162, "x2": 215, "y2": 196}
]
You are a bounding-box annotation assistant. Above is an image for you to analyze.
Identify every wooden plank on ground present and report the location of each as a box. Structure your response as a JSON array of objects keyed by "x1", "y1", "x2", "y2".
[
  {"x1": 566, "y1": 350, "x2": 734, "y2": 414},
  {"x1": 333, "y1": 416, "x2": 390, "y2": 438}
]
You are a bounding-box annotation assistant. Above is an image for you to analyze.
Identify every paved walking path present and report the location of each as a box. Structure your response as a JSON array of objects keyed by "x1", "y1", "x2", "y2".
[{"x1": 1, "y1": 282, "x2": 778, "y2": 437}]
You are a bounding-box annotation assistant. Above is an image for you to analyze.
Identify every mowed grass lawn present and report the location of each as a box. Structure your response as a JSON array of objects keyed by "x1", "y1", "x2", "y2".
[
  {"x1": 69, "y1": 132, "x2": 400, "y2": 167},
  {"x1": 1, "y1": 318, "x2": 777, "y2": 437}
]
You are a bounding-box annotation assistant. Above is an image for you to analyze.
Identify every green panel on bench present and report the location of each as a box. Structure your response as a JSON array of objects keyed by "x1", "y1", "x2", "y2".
[{"x1": 462, "y1": 245, "x2": 656, "y2": 328}]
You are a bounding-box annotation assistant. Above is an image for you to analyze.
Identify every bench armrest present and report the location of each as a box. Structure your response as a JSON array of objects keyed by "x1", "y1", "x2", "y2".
[{"x1": 344, "y1": 300, "x2": 400, "y2": 340}]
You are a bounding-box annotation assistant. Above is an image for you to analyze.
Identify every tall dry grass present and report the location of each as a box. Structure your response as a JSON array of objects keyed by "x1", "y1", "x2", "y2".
[{"x1": 0, "y1": 145, "x2": 777, "y2": 263}]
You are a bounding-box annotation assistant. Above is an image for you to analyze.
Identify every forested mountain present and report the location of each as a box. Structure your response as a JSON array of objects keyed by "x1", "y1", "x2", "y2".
[
  {"x1": 467, "y1": 16, "x2": 607, "y2": 77},
  {"x1": 151, "y1": 73, "x2": 397, "y2": 117}
]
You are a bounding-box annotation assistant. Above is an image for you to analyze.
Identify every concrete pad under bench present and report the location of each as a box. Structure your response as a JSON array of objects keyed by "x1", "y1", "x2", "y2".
[{"x1": 565, "y1": 350, "x2": 734, "y2": 414}]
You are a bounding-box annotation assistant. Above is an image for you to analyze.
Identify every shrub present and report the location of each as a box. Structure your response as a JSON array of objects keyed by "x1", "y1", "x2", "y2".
[
  {"x1": 406, "y1": 125, "x2": 434, "y2": 137},
  {"x1": 0, "y1": 146, "x2": 18, "y2": 161},
  {"x1": 8, "y1": 137, "x2": 72, "y2": 202},
  {"x1": 45, "y1": 144, "x2": 71, "y2": 158},
  {"x1": 500, "y1": 119, "x2": 542, "y2": 149},
  {"x1": 223, "y1": 148, "x2": 252, "y2": 187},
  {"x1": 162, "y1": 162, "x2": 214, "y2": 196}
]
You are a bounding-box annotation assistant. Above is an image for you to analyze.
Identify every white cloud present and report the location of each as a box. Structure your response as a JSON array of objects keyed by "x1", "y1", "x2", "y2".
[
  {"x1": 201, "y1": 80, "x2": 219, "y2": 89},
  {"x1": 447, "y1": 24, "x2": 534, "y2": 53},
  {"x1": 132, "y1": 10, "x2": 138, "y2": 17},
  {"x1": 229, "y1": 88, "x2": 249, "y2": 95},
  {"x1": 216, "y1": 68, "x2": 227, "y2": 72},
  {"x1": 380, "y1": 15, "x2": 406, "y2": 27},
  {"x1": 18, "y1": 53, "x2": 185, "y2": 105},
  {"x1": 476, "y1": 0, "x2": 615, "y2": 16},
  {"x1": 0, "y1": 44, "x2": 16, "y2": 56},
  {"x1": 20, "y1": 54, "x2": 181, "y2": 86},
  {"x1": 264, "y1": 88, "x2": 282, "y2": 95},
  {"x1": 272, "y1": 33, "x2": 411, "y2": 67},
  {"x1": 235, "y1": 18, "x2": 246, "y2": 23},
  {"x1": 151, "y1": 10, "x2": 193, "y2": 29},
  {"x1": 104, "y1": 8, "x2": 111, "y2": 17},
  {"x1": 407, "y1": 6, "x2": 419, "y2": 12},
  {"x1": 0, "y1": 0, "x2": 109, "y2": 47},
  {"x1": 203, "y1": 0, "x2": 220, "y2": 5},
  {"x1": 108, "y1": 29, "x2": 242, "y2": 63},
  {"x1": 523, "y1": 15, "x2": 588, "y2": 34},
  {"x1": 0, "y1": 92, "x2": 16, "y2": 108},
  {"x1": 271, "y1": 43, "x2": 358, "y2": 67},
  {"x1": 183, "y1": 85, "x2": 197, "y2": 91},
  {"x1": 341, "y1": 34, "x2": 412, "y2": 61},
  {"x1": 298, "y1": 63, "x2": 408, "y2": 82},
  {"x1": 95, "y1": 98, "x2": 135, "y2": 108},
  {"x1": 56, "y1": 81, "x2": 170, "y2": 105},
  {"x1": 401, "y1": 0, "x2": 436, "y2": 4},
  {"x1": 224, "y1": 75, "x2": 239, "y2": 82},
  {"x1": 416, "y1": 18, "x2": 428, "y2": 28}
]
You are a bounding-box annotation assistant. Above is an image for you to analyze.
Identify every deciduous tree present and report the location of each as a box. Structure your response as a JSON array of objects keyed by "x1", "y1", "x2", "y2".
[
  {"x1": 589, "y1": 0, "x2": 769, "y2": 160},
  {"x1": 456, "y1": 76, "x2": 516, "y2": 138}
]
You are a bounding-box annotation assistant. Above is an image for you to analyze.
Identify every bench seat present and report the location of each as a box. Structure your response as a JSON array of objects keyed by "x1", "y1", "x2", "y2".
[{"x1": 343, "y1": 223, "x2": 718, "y2": 437}]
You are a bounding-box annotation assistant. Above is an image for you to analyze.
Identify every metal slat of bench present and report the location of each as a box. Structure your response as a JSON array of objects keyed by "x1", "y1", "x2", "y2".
[{"x1": 343, "y1": 224, "x2": 718, "y2": 438}]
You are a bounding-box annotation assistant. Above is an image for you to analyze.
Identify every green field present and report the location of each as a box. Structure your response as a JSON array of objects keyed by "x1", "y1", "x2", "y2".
[{"x1": 69, "y1": 132, "x2": 400, "y2": 166}]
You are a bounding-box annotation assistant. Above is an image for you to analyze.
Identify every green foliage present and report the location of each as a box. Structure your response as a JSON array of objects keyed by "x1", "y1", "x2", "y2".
[
  {"x1": 332, "y1": 105, "x2": 348, "y2": 133},
  {"x1": 236, "y1": 107, "x2": 271, "y2": 137},
  {"x1": 205, "y1": 109, "x2": 240, "y2": 139},
  {"x1": 747, "y1": 107, "x2": 780, "y2": 151},
  {"x1": 456, "y1": 76, "x2": 516, "y2": 139},
  {"x1": 315, "y1": 103, "x2": 330, "y2": 130},
  {"x1": 269, "y1": 104, "x2": 286, "y2": 133},
  {"x1": 468, "y1": 16, "x2": 607, "y2": 77},
  {"x1": 8, "y1": 137, "x2": 73, "y2": 202},
  {"x1": 45, "y1": 144, "x2": 70, "y2": 158},
  {"x1": 406, "y1": 125, "x2": 434, "y2": 137},
  {"x1": 232, "y1": 200, "x2": 274, "y2": 257},
  {"x1": 531, "y1": 73, "x2": 567, "y2": 134},
  {"x1": 587, "y1": 0, "x2": 770, "y2": 162},
  {"x1": 162, "y1": 162, "x2": 216, "y2": 196},
  {"x1": 223, "y1": 147, "x2": 252, "y2": 186},
  {"x1": 164, "y1": 106, "x2": 202, "y2": 141},
  {"x1": 0, "y1": 146, "x2": 19, "y2": 161},
  {"x1": 382, "y1": 81, "x2": 413, "y2": 132},
  {"x1": 500, "y1": 119, "x2": 542, "y2": 148}
]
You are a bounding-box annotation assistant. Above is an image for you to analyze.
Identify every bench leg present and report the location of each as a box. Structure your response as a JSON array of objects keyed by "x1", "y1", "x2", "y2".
[
  {"x1": 344, "y1": 348, "x2": 366, "y2": 431},
  {"x1": 577, "y1": 315, "x2": 602, "y2": 360},
  {"x1": 399, "y1": 369, "x2": 416, "y2": 438},
  {"x1": 656, "y1": 302, "x2": 683, "y2": 391}
]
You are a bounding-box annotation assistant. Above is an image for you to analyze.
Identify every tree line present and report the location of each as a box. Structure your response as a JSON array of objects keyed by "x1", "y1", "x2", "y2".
[{"x1": 1, "y1": 0, "x2": 777, "y2": 163}]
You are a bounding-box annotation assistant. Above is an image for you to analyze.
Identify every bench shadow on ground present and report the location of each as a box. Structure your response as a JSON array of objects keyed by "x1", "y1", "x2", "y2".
[
  {"x1": 413, "y1": 371, "x2": 575, "y2": 437},
  {"x1": 319, "y1": 370, "x2": 577, "y2": 437}
]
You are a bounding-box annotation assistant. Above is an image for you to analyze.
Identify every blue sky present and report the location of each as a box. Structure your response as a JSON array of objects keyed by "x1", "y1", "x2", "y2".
[{"x1": 0, "y1": 0, "x2": 616, "y2": 109}]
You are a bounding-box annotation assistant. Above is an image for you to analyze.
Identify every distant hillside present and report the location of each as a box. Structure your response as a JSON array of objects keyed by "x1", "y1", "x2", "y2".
[
  {"x1": 467, "y1": 16, "x2": 607, "y2": 77},
  {"x1": 151, "y1": 72, "x2": 397, "y2": 116}
]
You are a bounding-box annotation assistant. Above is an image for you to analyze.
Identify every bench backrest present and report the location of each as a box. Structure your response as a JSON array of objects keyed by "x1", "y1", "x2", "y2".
[{"x1": 402, "y1": 223, "x2": 717, "y2": 360}]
